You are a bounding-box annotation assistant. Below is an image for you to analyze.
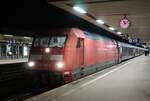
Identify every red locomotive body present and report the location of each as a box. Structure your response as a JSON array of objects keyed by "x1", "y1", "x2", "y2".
[{"x1": 28, "y1": 28, "x2": 118, "y2": 84}]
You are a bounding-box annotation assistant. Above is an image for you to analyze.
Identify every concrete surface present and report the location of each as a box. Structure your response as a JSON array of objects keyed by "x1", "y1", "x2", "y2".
[
  {"x1": 25, "y1": 55, "x2": 150, "y2": 101},
  {"x1": 0, "y1": 58, "x2": 28, "y2": 64}
]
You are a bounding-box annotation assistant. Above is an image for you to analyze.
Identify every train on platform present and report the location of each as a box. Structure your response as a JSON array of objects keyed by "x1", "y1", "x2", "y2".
[{"x1": 28, "y1": 28, "x2": 147, "y2": 86}]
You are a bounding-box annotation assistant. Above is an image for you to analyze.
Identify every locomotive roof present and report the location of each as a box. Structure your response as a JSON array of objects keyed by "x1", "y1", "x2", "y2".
[
  {"x1": 71, "y1": 28, "x2": 113, "y2": 41},
  {"x1": 34, "y1": 27, "x2": 145, "y2": 49},
  {"x1": 84, "y1": 31, "x2": 111, "y2": 41},
  {"x1": 34, "y1": 28, "x2": 70, "y2": 36}
]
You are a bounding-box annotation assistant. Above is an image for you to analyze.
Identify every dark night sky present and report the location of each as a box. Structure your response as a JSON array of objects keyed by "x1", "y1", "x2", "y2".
[
  {"x1": 0, "y1": 0, "x2": 92, "y2": 32},
  {"x1": 0, "y1": 0, "x2": 55, "y2": 31},
  {"x1": 0, "y1": 0, "x2": 126, "y2": 42}
]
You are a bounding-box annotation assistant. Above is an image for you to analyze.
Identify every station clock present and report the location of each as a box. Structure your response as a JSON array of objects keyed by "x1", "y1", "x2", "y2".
[{"x1": 120, "y1": 16, "x2": 131, "y2": 29}]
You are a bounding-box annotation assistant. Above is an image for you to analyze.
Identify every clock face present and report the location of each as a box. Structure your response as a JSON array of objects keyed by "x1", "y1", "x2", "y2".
[{"x1": 120, "y1": 18, "x2": 130, "y2": 29}]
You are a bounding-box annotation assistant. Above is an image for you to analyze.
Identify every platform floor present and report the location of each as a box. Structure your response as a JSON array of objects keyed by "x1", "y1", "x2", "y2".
[
  {"x1": 25, "y1": 55, "x2": 150, "y2": 101},
  {"x1": 0, "y1": 58, "x2": 28, "y2": 64}
]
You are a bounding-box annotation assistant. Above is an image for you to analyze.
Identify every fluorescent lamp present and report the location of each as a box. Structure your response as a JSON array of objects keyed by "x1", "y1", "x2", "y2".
[
  {"x1": 73, "y1": 6, "x2": 87, "y2": 14},
  {"x1": 4, "y1": 34, "x2": 13, "y2": 37},
  {"x1": 96, "y1": 19, "x2": 104, "y2": 24},
  {"x1": 109, "y1": 27, "x2": 115, "y2": 31},
  {"x1": 117, "y1": 31, "x2": 122, "y2": 35},
  {"x1": 24, "y1": 37, "x2": 31, "y2": 39}
]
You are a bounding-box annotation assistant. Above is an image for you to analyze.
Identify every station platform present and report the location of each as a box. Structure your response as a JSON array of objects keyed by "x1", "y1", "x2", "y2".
[
  {"x1": 25, "y1": 55, "x2": 150, "y2": 101},
  {"x1": 0, "y1": 58, "x2": 28, "y2": 64}
]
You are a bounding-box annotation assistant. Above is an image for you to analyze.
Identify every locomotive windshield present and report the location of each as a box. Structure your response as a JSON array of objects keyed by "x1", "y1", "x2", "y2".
[{"x1": 33, "y1": 36, "x2": 67, "y2": 48}]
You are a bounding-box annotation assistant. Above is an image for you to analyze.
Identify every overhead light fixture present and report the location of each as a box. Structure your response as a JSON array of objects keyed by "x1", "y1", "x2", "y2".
[
  {"x1": 117, "y1": 31, "x2": 122, "y2": 35},
  {"x1": 4, "y1": 34, "x2": 13, "y2": 37},
  {"x1": 109, "y1": 27, "x2": 115, "y2": 31},
  {"x1": 24, "y1": 37, "x2": 31, "y2": 39},
  {"x1": 73, "y1": 6, "x2": 87, "y2": 14},
  {"x1": 96, "y1": 19, "x2": 104, "y2": 25}
]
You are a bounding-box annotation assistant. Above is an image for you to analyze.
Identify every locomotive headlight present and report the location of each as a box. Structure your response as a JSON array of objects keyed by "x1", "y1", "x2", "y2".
[
  {"x1": 8, "y1": 51, "x2": 12, "y2": 55},
  {"x1": 28, "y1": 61, "x2": 35, "y2": 67},
  {"x1": 56, "y1": 62, "x2": 64, "y2": 69},
  {"x1": 45, "y1": 48, "x2": 50, "y2": 53}
]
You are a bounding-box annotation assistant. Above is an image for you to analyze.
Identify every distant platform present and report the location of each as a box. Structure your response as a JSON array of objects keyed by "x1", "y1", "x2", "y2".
[{"x1": 0, "y1": 58, "x2": 28, "y2": 64}]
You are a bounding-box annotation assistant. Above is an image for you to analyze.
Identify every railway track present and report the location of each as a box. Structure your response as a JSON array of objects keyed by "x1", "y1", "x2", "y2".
[{"x1": 0, "y1": 63, "x2": 61, "y2": 101}]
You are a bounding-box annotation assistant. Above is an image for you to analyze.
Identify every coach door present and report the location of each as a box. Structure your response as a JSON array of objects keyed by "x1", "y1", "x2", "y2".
[
  {"x1": 80, "y1": 38, "x2": 84, "y2": 65},
  {"x1": 117, "y1": 42, "x2": 122, "y2": 63}
]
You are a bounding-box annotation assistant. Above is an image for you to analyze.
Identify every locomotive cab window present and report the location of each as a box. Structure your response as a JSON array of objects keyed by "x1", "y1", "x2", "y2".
[
  {"x1": 33, "y1": 36, "x2": 67, "y2": 48},
  {"x1": 49, "y1": 36, "x2": 66, "y2": 48},
  {"x1": 34, "y1": 37, "x2": 49, "y2": 47}
]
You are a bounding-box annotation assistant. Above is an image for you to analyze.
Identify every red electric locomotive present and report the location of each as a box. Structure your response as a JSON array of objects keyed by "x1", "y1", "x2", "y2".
[{"x1": 28, "y1": 28, "x2": 118, "y2": 85}]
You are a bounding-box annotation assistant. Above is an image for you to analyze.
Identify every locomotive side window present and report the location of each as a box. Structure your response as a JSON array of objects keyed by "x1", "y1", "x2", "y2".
[
  {"x1": 76, "y1": 38, "x2": 84, "y2": 48},
  {"x1": 76, "y1": 38, "x2": 81, "y2": 48}
]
